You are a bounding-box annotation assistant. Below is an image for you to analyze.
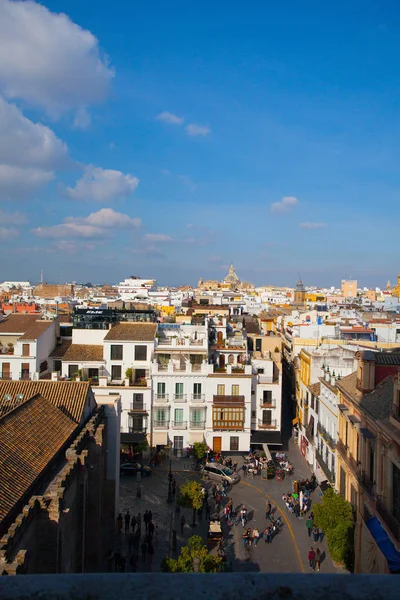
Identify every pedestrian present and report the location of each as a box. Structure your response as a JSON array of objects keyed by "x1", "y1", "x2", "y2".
[
  {"x1": 143, "y1": 510, "x2": 149, "y2": 532},
  {"x1": 233, "y1": 461, "x2": 238, "y2": 472},
  {"x1": 308, "y1": 547, "x2": 316, "y2": 571},
  {"x1": 181, "y1": 514, "x2": 186, "y2": 534},
  {"x1": 265, "y1": 501, "x2": 272, "y2": 520},
  {"x1": 315, "y1": 548, "x2": 321, "y2": 572},
  {"x1": 294, "y1": 501, "x2": 300, "y2": 518},
  {"x1": 264, "y1": 525, "x2": 272, "y2": 544},
  {"x1": 306, "y1": 516, "x2": 313, "y2": 537},
  {"x1": 124, "y1": 510, "x2": 130, "y2": 533},
  {"x1": 131, "y1": 514, "x2": 137, "y2": 533},
  {"x1": 242, "y1": 463, "x2": 247, "y2": 477},
  {"x1": 242, "y1": 528, "x2": 251, "y2": 549},
  {"x1": 252, "y1": 527, "x2": 260, "y2": 546},
  {"x1": 141, "y1": 541, "x2": 147, "y2": 563},
  {"x1": 240, "y1": 505, "x2": 247, "y2": 527},
  {"x1": 137, "y1": 512, "x2": 142, "y2": 532},
  {"x1": 117, "y1": 513, "x2": 123, "y2": 533},
  {"x1": 313, "y1": 525, "x2": 319, "y2": 542}
]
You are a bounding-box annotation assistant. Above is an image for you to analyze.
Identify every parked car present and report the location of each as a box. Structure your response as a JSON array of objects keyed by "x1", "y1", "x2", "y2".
[
  {"x1": 120, "y1": 462, "x2": 152, "y2": 477},
  {"x1": 203, "y1": 463, "x2": 241, "y2": 484}
]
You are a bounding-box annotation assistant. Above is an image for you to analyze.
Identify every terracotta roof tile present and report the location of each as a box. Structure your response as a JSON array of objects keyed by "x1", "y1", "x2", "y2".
[
  {"x1": 18, "y1": 320, "x2": 53, "y2": 340},
  {"x1": 308, "y1": 382, "x2": 321, "y2": 396},
  {"x1": 62, "y1": 344, "x2": 104, "y2": 362},
  {"x1": 0, "y1": 394, "x2": 76, "y2": 525},
  {"x1": 0, "y1": 314, "x2": 41, "y2": 334},
  {"x1": 336, "y1": 372, "x2": 362, "y2": 402},
  {"x1": 49, "y1": 339, "x2": 72, "y2": 358},
  {"x1": 0, "y1": 380, "x2": 92, "y2": 423},
  {"x1": 104, "y1": 322, "x2": 157, "y2": 341}
]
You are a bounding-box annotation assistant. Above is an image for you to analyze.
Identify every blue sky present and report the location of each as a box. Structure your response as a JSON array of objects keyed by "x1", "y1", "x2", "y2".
[{"x1": 0, "y1": 0, "x2": 399, "y2": 287}]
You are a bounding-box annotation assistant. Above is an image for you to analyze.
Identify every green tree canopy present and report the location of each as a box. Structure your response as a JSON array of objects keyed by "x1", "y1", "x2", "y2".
[
  {"x1": 313, "y1": 488, "x2": 354, "y2": 567},
  {"x1": 191, "y1": 442, "x2": 208, "y2": 461},
  {"x1": 178, "y1": 480, "x2": 203, "y2": 510},
  {"x1": 162, "y1": 535, "x2": 223, "y2": 573}
]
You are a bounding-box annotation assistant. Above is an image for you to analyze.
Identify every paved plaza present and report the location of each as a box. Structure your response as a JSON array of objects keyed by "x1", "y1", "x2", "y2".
[{"x1": 110, "y1": 438, "x2": 346, "y2": 574}]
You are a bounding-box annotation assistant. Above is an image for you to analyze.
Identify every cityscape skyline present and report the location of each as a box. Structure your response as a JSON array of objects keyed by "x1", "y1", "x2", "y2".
[{"x1": 1, "y1": 1, "x2": 400, "y2": 286}]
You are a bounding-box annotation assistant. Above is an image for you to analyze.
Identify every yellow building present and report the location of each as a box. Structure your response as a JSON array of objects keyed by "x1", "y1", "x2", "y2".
[
  {"x1": 341, "y1": 279, "x2": 358, "y2": 298},
  {"x1": 391, "y1": 274, "x2": 400, "y2": 297}
]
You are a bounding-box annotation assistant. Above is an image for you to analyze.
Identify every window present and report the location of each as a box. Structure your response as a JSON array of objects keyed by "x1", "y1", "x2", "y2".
[
  {"x1": 111, "y1": 365, "x2": 122, "y2": 380},
  {"x1": 174, "y1": 436, "x2": 184, "y2": 450},
  {"x1": 217, "y1": 384, "x2": 225, "y2": 396},
  {"x1": 340, "y1": 467, "x2": 346, "y2": 498},
  {"x1": 230, "y1": 436, "x2": 239, "y2": 451},
  {"x1": 262, "y1": 410, "x2": 272, "y2": 425},
  {"x1": 174, "y1": 408, "x2": 184, "y2": 423},
  {"x1": 257, "y1": 368, "x2": 264, "y2": 374},
  {"x1": 231, "y1": 385, "x2": 240, "y2": 396},
  {"x1": 193, "y1": 383, "x2": 202, "y2": 398},
  {"x1": 263, "y1": 390, "x2": 272, "y2": 404},
  {"x1": 135, "y1": 345, "x2": 147, "y2": 361},
  {"x1": 1, "y1": 362, "x2": 10, "y2": 379},
  {"x1": 156, "y1": 408, "x2": 167, "y2": 423},
  {"x1": 393, "y1": 463, "x2": 400, "y2": 522},
  {"x1": 157, "y1": 382, "x2": 166, "y2": 398},
  {"x1": 345, "y1": 420, "x2": 349, "y2": 448},
  {"x1": 68, "y1": 364, "x2": 79, "y2": 378},
  {"x1": 191, "y1": 409, "x2": 203, "y2": 423},
  {"x1": 133, "y1": 393, "x2": 143, "y2": 403},
  {"x1": 54, "y1": 360, "x2": 62, "y2": 373},
  {"x1": 212, "y1": 407, "x2": 244, "y2": 430},
  {"x1": 311, "y1": 395, "x2": 315, "y2": 410},
  {"x1": 251, "y1": 410, "x2": 256, "y2": 418},
  {"x1": 228, "y1": 354, "x2": 234, "y2": 364},
  {"x1": 22, "y1": 343, "x2": 30, "y2": 357},
  {"x1": 129, "y1": 415, "x2": 144, "y2": 433},
  {"x1": 175, "y1": 382, "x2": 184, "y2": 399},
  {"x1": 350, "y1": 484, "x2": 358, "y2": 509},
  {"x1": 110, "y1": 345, "x2": 123, "y2": 360},
  {"x1": 255, "y1": 338, "x2": 262, "y2": 352}
]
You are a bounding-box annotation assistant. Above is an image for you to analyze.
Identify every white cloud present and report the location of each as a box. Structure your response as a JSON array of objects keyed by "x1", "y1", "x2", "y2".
[
  {"x1": 33, "y1": 208, "x2": 141, "y2": 239},
  {"x1": 48, "y1": 240, "x2": 98, "y2": 254},
  {"x1": 0, "y1": 0, "x2": 114, "y2": 116},
  {"x1": 0, "y1": 96, "x2": 69, "y2": 199},
  {"x1": 186, "y1": 123, "x2": 210, "y2": 136},
  {"x1": 299, "y1": 222, "x2": 326, "y2": 229},
  {"x1": 156, "y1": 111, "x2": 184, "y2": 125},
  {"x1": 270, "y1": 196, "x2": 298, "y2": 214},
  {"x1": 66, "y1": 208, "x2": 142, "y2": 229},
  {"x1": 65, "y1": 166, "x2": 138, "y2": 202},
  {"x1": 73, "y1": 106, "x2": 91, "y2": 130},
  {"x1": 0, "y1": 209, "x2": 27, "y2": 225},
  {"x1": 0, "y1": 226, "x2": 19, "y2": 240},
  {"x1": 33, "y1": 222, "x2": 104, "y2": 239},
  {"x1": 145, "y1": 233, "x2": 173, "y2": 242}
]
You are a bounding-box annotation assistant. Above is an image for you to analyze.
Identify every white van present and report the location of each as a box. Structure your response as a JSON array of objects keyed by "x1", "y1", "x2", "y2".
[{"x1": 203, "y1": 463, "x2": 241, "y2": 485}]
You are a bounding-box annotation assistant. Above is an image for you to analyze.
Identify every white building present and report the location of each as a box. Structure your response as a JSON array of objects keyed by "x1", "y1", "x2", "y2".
[
  {"x1": 0, "y1": 314, "x2": 58, "y2": 381},
  {"x1": 117, "y1": 276, "x2": 156, "y2": 301}
]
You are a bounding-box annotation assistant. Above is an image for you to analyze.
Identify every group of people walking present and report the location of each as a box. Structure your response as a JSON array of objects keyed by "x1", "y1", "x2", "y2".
[{"x1": 111, "y1": 509, "x2": 157, "y2": 572}]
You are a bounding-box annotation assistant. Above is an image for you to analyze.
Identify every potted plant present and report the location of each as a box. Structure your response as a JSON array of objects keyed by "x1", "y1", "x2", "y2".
[
  {"x1": 125, "y1": 367, "x2": 133, "y2": 384},
  {"x1": 7, "y1": 343, "x2": 14, "y2": 355}
]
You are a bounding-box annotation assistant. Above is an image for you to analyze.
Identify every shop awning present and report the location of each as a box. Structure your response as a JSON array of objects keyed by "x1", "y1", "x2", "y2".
[
  {"x1": 189, "y1": 432, "x2": 205, "y2": 444},
  {"x1": 120, "y1": 433, "x2": 146, "y2": 445},
  {"x1": 292, "y1": 417, "x2": 299, "y2": 425},
  {"x1": 251, "y1": 430, "x2": 282, "y2": 446},
  {"x1": 366, "y1": 517, "x2": 400, "y2": 573},
  {"x1": 153, "y1": 431, "x2": 168, "y2": 445}
]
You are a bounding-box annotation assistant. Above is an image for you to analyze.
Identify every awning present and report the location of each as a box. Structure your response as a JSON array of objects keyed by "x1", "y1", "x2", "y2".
[
  {"x1": 366, "y1": 517, "x2": 400, "y2": 572},
  {"x1": 306, "y1": 415, "x2": 314, "y2": 441},
  {"x1": 251, "y1": 430, "x2": 282, "y2": 446},
  {"x1": 338, "y1": 404, "x2": 349, "y2": 412},
  {"x1": 189, "y1": 432, "x2": 205, "y2": 444},
  {"x1": 348, "y1": 415, "x2": 361, "y2": 425},
  {"x1": 120, "y1": 433, "x2": 146, "y2": 445},
  {"x1": 360, "y1": 427, "x2": 375, "y2": 439},
  {"x1": 153, "y1": 431, "x2": 168, "y2": 445},
  {"x1": 292, "y1": 417, "x2": 299, "y2": 425}
]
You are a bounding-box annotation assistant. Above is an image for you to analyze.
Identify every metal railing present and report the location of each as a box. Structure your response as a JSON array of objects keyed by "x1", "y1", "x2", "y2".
[
  {"x1": 0, "y1": 374, "x2": 12, "y2": 380},
  {"x1": 191, "y1": 393, "x2": 205, "y2": 402},
  {"x1": 317, "y1": 423, "x2": 336, "y2": 449},
  {"x1": 189, "y1": 420, "x2": 205, "y2": 429},
  {"x1": 19, "y1": 372, "x2": 32, "y2": 380},
  {"x1": 171, "y1": 421, "x2": 187, "y2": 429},
  {"x1": 153, "y1": 420, "x2": 169, "y2": 429},
  {"x1": 258, "y1": 419, "x2": 277, "y2": 429},
  {"x1": 260, "y1": 398, "x2": 276, "y2": 408},
  {"x1": 376, "y1": 496, "x2": 400, "y2": 541},
  {"x1": 154, "y1": 393, "x2": 169, "y2": 402},
  {"x1": 315, "y1": 448, "x2": 335, "y2": 483},
  {"x1": 128, "y1": 427, "x2": 147, "y2": 435},
  {"x1": 173, "y1": 393, "x2": 187, "y2": 402}
]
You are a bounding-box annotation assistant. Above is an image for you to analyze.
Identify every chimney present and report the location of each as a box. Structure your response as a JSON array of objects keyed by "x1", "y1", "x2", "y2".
[
  {"x1": 325, "y1": 366, "x2": 330, "y2": 381},
  {"x1": 331, "y1": 370, "x2": 336, "y2": 387}
]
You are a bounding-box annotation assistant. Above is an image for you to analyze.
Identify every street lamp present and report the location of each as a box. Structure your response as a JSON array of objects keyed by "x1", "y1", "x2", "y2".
[{"x1": 167, "y1": 458, "x2": 173, "y2": 503}]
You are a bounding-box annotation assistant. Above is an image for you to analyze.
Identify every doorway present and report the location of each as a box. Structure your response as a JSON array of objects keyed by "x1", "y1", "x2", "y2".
[{"x1": 213, "y1": 437, "x2": 222, "y2": 453}]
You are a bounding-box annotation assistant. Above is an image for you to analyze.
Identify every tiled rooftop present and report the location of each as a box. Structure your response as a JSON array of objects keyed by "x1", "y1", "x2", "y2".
[
  {"x1": 62, "y1": 344, "x2": 104, "y2": 362},
  {"x1": 104, "y1": 322, "x2": 157, "y2": 341}
]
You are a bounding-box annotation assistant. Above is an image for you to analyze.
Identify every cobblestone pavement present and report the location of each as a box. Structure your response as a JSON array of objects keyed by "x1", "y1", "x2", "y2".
[{"x1": 111, "y1": 441, "x2": 347, "y2": 574}]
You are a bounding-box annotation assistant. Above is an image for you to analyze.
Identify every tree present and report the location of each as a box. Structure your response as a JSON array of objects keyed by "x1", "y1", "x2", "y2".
[
  {"x1": 125, "y1": 367, "x2": 133, "y2": 382},
  {"x1": 191, "y1": 442, "x2": 208, "y2": 461},
  {"x1": 313, "y1": 488, "x2": 354, "y2": 568},
  {"x1": 162, "y1": 535, "x2": 222, "y2": 573},
  {"x1": 178, "y1": 480, "x2": 203, "y2": 527}
]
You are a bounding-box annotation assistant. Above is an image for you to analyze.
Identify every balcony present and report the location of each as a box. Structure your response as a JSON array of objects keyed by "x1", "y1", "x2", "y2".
[
  {"x1": 191, "y1": 393, "x2": 205, "y2": 403},
  {"x1": 317, "y1": 423, "x2": 336, "y2": 449},
  {"x1": 0, "y1": 374, "x2": 12, "y2": 380},
  {"x1": 154, "y1": 394, "x2": 169, "y2": 403},
  {"x1": 376, "y1": 496, "x2": 400, "y2": 542},
  {"x1": 213, "y1": 421, "x2": 244, "y2": 431},
  {"x1": 336, "y1": 438, "x2": 348, "y2": 458},
  {"x1": 260, "y1": 399, "x2": 276, "y2": 408},
  {"x1": 336, "y1": 439, "x2": 360, "y2": 477},
  {"x1": 315, "y1": 448, "x2": 335, "y2": 483},
  {"x1": 359, "y1": 471, "x2": 374, "y2": 498},
  {"x1": 153, "y1": 420, "x2": 169, "y2": 429},
  {"x1": 19, "y1": 372, "x2": 32, "y2": 381},
  {"x1": 171, "y1": 421, "x2": 187, "y2": 429},
  {"x1": 128, "y1": 404, "x2": 147, "y2": 414},
  {"x1": 189, "y1": 420, "x2": 205, "y2": 429},
  {"x1": 173, "y1": 393, "x2": 187, "y2": 403},
  {"x1": 258, "y1": 419, "x2": 277, "y2": 429},
  {"x1": 128, "y1": 427, "x2": 147, "y2": 435},
  {"x1": 213, "y1": 395, "x2": 245, "y2": 405}
]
